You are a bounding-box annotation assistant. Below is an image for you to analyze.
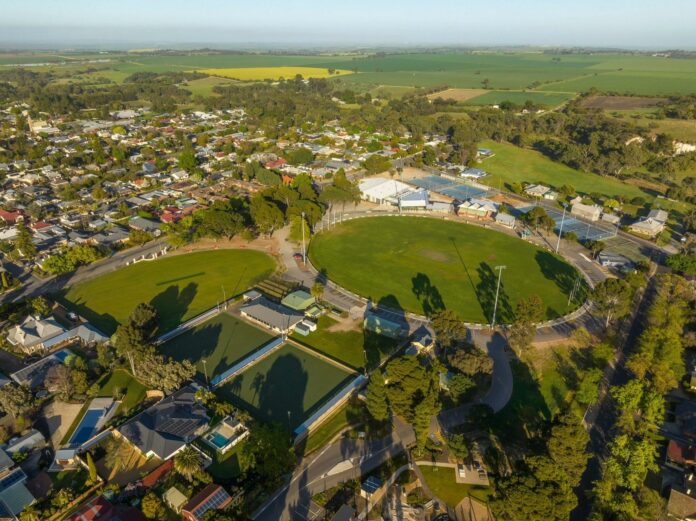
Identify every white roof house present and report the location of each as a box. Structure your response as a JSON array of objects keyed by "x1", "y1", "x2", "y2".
[
  {"x1": 571, "y1": 202, "x2": 602, "y2": 222},
  {"x1": 6, "y1": 316, "x2": 66, "y2": 354},
  {"x1": 495, "y1": 212, "x2": 516, "y2": 228},
  {"x1": 359, "y1": 178, "x2": 413, "y2": 205},
  {"x1": 524, "y1": 184, "x2": 552, "y2": 198},
  {"x1": 630, "y1": 213, "x2": 668, "y2": 238}
]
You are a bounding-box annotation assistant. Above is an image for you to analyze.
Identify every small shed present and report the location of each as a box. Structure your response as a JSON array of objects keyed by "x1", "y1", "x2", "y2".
[
  {"x1": 281, "y1": 290, "x2": 316, "y2": 311},
  {"x1": 164, "y1": 486, "x2": 188, "y2": 513}
]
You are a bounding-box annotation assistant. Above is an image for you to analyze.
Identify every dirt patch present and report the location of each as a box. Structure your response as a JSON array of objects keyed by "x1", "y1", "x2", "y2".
[
  {"x1": 580, "y1": 95, "x2": 666, "y2": 110},
  {"x1": 326, "y1": 315, "x2": 362, "y2": 333},
  {"x1": 419, "y1": 249, "x2": 452, "y2": 263},
  {"x1": 428, "y1": 88, "x2": 488, "y2": 102}
]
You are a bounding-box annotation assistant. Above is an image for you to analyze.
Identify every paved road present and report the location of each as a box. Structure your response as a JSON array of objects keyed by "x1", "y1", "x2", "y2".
[
  {"x1": 0, "y1": 240, "x2": 168, "y2": 304},
  {"x1": 254, "y1": 419, "x2": 416, "y2": 521}
]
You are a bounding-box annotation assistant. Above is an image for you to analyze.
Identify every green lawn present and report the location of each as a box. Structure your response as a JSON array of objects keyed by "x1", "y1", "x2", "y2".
[
  {"x1": 290, "y1": 316, "x2": 398, "y2": 369},
  {"x1": 196, "y1": 438, "x2": 246, "y2": 481},
  {"x1": 183, "y1": 76, "x2": 240, "y2": 96},
  {"x1": 161, "y1": 313, "x2": 274, "y2": 382},
  {"x1": 61, "y1": 250, "x2": 275, "y2": 335},
  {"x1": 479, "y1": 140, "x2": 648, "y2": 200},
  {"x1": 97, "y1": 369, "x2": 148, "y2": 416},
  {"x1": 309, "y1": 217, "x2": 581, "y2": 324},
  {"x1": 417, "y1": 465, "x2": 492, "y2": 507},
  {"x1": 216, "y1": 343, "x2": 356, "y2": 430}
]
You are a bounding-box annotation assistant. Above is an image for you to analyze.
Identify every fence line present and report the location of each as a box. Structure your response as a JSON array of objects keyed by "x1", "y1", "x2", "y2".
[{"x1": 210, "y1": 337, "x2": 284, "y2": 388}]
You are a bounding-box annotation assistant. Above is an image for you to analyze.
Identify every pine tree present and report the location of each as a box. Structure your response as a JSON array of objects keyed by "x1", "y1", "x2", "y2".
[
  {"x1": 365, "y1": 371, "x2": 389, "y2": 423},
  {"x1": 86, "y1": 451, "x2": 98, "y2": 484}
]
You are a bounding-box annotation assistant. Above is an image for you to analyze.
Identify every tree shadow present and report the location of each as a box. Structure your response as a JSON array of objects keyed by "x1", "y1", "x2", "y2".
[
  {"x1": 159, "y1": 321, "x2": 222, "y2": 382},
  {"x1": 449, "y1": 236, "x2": 480, "y2": 304},
  {"x1": 535, "y1": 250, "x2": 577, "y2": 296},
  {"x1": 476, "y1": 262, "x2": 513, "y2": 324},
  {"x1": 149, "y1": 282, "x2": 198, "y2": 331},
  {"x1": 256, "y1": 353, "x2": 309, "y2": 431},
  {"x1": 363, "y1": 295, "x2": 408, "y2": 370},
  {"x1": 411, "y1": 272, "x2": 445, "y2": 317},
  {"x1": 59, "y1": 295, "x2": 119, "y2": 335}
]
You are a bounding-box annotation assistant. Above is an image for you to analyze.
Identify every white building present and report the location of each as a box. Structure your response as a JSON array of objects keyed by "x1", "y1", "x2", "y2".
[
  {"x1": 359, "y1": 178, "x2": 413, "y2": 205},
  {"x1": 629, "y1": 209, "x2": 669, "y2": 238},
  {"x1": 571, "y1": 202, "x2": 602, "y2": 222}
]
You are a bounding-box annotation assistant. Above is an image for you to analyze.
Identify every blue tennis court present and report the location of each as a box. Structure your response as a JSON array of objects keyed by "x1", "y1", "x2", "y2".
[
  {"x1": 69, "y1": 409, "x2": 105, "y2": 446},
  {"x1": 517, "y1": 206, "x2": 616, "y2": 241},
  {"x1": 410, "y1": 176, "x2": 489, "y2": 200}
]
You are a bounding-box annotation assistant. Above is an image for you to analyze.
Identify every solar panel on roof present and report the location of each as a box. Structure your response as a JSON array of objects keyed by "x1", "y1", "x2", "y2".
[
  {"x1": 0, "y1": 468, "x2": 26, "y2": 492},
  {"x1": 192, "y1": 488, "x2": 231, "y2": 518}
]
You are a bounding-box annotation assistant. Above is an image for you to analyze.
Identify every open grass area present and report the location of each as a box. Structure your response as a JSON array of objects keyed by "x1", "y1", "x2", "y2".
[
  {"x1": 290, "y1": 315, "x2": 399, "y2": 369},
  {"x1": 417, "y1": 465, "x2": 492, "y2": 506},
  {"x1": 183, "y1": 76, "x2": 240, "y2": 96},
  {"x1": 195, "y1": 437, "x2": 246, "y2": 481},
  {"x1": 302, "y1": 398, "x2": 365, "y2": 455},
  {"x1": 61, "y1": 249, "x2": 275, "y2": 335},
  {"x1": 309, "y1": 217, "x2": 580, "y2": 324},
  {"x1": 198, "y1": 67, "x2": 352, "y2": 81},
  {"x1": 216, "y1": 343, "x2": 355, "y2": 430},
  {"x1": 97, "y1": 369, "x2": 148, "y2": 416},
  {"x1": 479, "y1": 140, "x2": 649, "y2": 200},
  {"x1": 161, "y1": 313, "x2": 274, "y2": 382}
]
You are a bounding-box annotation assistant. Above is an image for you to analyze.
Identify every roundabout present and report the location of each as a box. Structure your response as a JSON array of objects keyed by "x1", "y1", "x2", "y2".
[{"x1": 309, "y1": 216, "x2": 585, "y2": 324}]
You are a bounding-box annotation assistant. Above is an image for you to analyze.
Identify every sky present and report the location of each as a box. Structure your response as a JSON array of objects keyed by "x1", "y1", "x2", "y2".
[{"x1": 1, "y1": 0, "x2": 695, "y2": 49}]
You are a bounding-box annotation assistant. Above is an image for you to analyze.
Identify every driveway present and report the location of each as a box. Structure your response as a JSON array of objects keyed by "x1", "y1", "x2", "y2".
[{"x1": 37, "y1": 400, "x2": 83, "y2": 448}]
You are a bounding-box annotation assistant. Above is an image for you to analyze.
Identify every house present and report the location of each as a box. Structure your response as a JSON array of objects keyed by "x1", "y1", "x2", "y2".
[
  {"x1": 524, "y1": 184, "x2": 553, "y2": 199},
  {"x1": 0, "y1": 450, "x2": 35, "y2": 518},
  {"x1": 128, "y1": 216, "x2": 162, "y2": 237},
  {"x1": 6, "y1": 316, "x2": 67, "y2": 354},
  {"x1": 364, "y1": 310, "x2": 408, "y2": 339},
  {"x1": 4, "y1": 429, "x2": 46, "y2": 455},
  {"x1": 457, "y1": 198, "x2": 498, "y2": 218},
  {"x1": 240, "y1": 297, "x2": 304, "y2": 334},
  {"x1": 0, "y1": 209, "x2": 25, "y2": 225},
  {"x1": 668, "y1": 473, "x2": 696, "y2": 521},
  {"x1": 64, "y1": 496, "x2": 114, "y2": 521},
  {"x1": 182, "y1": 484, "x2": 233, "y2": 521},
  {"x1": 280, "y1": 290, "x2": 316, "y2": 312},
  {"x1": 495, "y1": 212, "x2": 516, "y2": 229},
  {"x1": 601, "y1": 212, "x2": 621, "y2": 225},
  {"x1": 667, "y1": 440, "x2": 696, "y2": 470},
  {"x1": 118, "y1": 384, "x2": 209, "y2": 460},
  {"x1": 598, "y1": 251, "x2": 632, "y2": 270},
  {"x1": 629, "y1": 209, "x2": 669, "y2": 238},
  {"x1": 571, "y1": 202, "x2": 602, "y2": 222},
  {"x1": 408, "y1": 326, "x2": 434, "y2": 354},
  {"x1": 459, "y1": 167, "x2": 487, "y2": 180}
]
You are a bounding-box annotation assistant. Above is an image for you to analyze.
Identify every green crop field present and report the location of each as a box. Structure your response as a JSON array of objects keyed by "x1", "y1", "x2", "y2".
[
  {"x1": 463, "y1": 90, "x2": 575, "y2": 107},
  {"x1": 479, "y1": 140, "x2": 649, "y2": 200},
  {"x1": 182, "y1": 76, "x2": 240, "y2": 96},
  {"x1": 161, "y1": 313, "x2": 274, "y2": 382},
  {"x1": 309, "y1": 217, "x2": 582, "y2": 324},
  {"x1": 61, "y1": 249, "x2": 276, "y2": 335},
  {"x1": 216, "y1": 343, "x2": 355, "y2": 429}
]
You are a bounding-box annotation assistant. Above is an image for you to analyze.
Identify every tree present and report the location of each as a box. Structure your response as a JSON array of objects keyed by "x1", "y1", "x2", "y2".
[
  {"x1": 449, "y1": 345, "x2": 493, "y2": 377},
  {"x1": 289, "y1": 215, "x2": 310, "y2": 244},
  {"x1": 363, "y1": 154, "x2": 392, "y2": 175},
  {"x1": 310, "y1": 282, "x2": 324, "y2": 302},
  {"x1": 14, "y1": 221, "x2": 36, "y2": 260},
  {"x1": 667, "y1": 252, "x2": 696, "y2": 276},
  {"x1": 447, "y1": 433, "x2": 469, "y2": 461},
  {"x1": 30, "y1": 296, "x2": 52, "y2": 317},
  {"x1": 365, "y1": 371, "x2": 389, "y2": 423},
  {"x1": 141, "y1": 492, "x2": 167, "y2": 520},
  {"x1": 139, "y1": 354, "x2": 195, "y2": 393},
  {"x1": 178, "y1": 143, "x2": 197, "y2": 171},
  {"x1": 592, "y1": 278, "x2": 633, "y2": 327},
  {"x1": 250, "y1": 195, "x2": 284, "y2": 236},
  {"x1": 86, "y1": 452, "x2": 98, "y2": 485},
  {"x1": 104, "y1": 437, "x2": 133, "y2": 471},
  {"x1": 46, "y1": 364, "x2": 73, "y2": 401},
  {"x1": 241, "y1": 424, "x2": 294, "y2": 482},
  {"x1": 174, "y1": 446, "x2": 202, "y2": 481},
  {"x1": 575, "y1": 368, "x2": 603, "y2": 406},
  {"x1": 128, "y1": 228, "x2": 153, "y2": 246},
  {"x1": 507, "y1": 295, "x2": 544, "y2": 352},
  {"x1": 431, "y1": 310, "x2": 467, "y2": 350},
  {"x1": 448, "y1": 373, "x2": 476, "y2": 403},
  {"x1": 113, "y1": 303, "x2": 159, "y2": 375},
  {"x1": 0, "y1": 384, "x2": 34, "y2": 417},
  {"x1": 286, "y1": 147, "x2": 314, "y2": 165}
]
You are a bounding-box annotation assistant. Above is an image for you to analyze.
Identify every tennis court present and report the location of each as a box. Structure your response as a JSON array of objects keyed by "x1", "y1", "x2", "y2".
[
  {"x1": 517, "y1": 206, "x2": 616, "y2": 241},
  {"x1": 215, "y1": 343, "x2": 356, "y2": 430},
  {"x1": 410, "y1": 176, "x2": 490, "y2": 200},
  {"x1": 160, "y1": 313, "x2": 275, "y2": 384}
]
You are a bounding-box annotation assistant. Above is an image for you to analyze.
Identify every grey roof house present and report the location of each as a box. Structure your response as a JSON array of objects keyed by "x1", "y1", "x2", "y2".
[
  {"x1": 118, "y1": 384, "x2": 209, "y2": 460},
  {"x1": 6, "y1": 316, "x2": 67, "y2": 354}
]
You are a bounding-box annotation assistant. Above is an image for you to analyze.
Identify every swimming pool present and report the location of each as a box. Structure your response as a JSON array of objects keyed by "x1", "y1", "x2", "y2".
[
  {"x1": 206, "y1": 432, "x2": 230, "y2": 449},
  {"x1": 69, "y1": 409, "x2": 104, "y2": 446}
]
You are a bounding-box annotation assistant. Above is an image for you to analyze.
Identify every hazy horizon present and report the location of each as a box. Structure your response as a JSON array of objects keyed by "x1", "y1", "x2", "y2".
[{"x1": 2, "y1": 0, "x2": 696, "y2": 51}]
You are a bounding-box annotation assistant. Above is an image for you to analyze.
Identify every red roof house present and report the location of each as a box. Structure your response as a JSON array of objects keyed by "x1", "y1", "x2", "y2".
[
  {"x1": 0, "y1": 209, "x2": 25, "y2": 225},
  {"x1": 182, "y1": 484, "x2": 233, "y2": 521}
]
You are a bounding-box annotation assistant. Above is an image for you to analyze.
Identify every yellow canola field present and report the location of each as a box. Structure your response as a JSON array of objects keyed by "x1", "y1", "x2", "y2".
[{"x1": 198, "y1": 66, "x2": 353, "y2": 81}]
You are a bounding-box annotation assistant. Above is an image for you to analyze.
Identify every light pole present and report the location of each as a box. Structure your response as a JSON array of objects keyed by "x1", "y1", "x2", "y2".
[
  {"x1": 491, "y1": 265, "x2": 507, "y2": 329},
  {"x1": 555, "y1": 203, "x2": 567, "y2": 254},
  {"x1": 301, "y1": 211, "x2": 306, "y2": 265},
  {"x1": 221, "y1": 285, "x2": 227, "y2": 308},
  {"x1": 202, "y1": 359, "x2": 209, "y2": 389}
]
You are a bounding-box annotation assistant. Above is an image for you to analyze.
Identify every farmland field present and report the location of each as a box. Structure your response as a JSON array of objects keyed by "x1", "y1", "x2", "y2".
[
  {"x1": 198, "y1": 66, "x2": 353, "y2": 81},
  {"x1": 428, "y1": 88, "x2": 488, "y2": 102},
  {"x1": 216, "y1": 343, "x2": 356, "y2": 429},
  {"x1": 309, "y1": 216, "x2": 583, "y2": 324},
  {"x1": 182, "y1": 76, "x2": 240, "y2": 96},
  {"x1": 161, "y1": 313, "x2": 274, "y2": 382},
  {"x1": 462, "y1": 90, "x2": 575, "y2": 107},
  {"x1": 478, "y1": 140, "x2": 649, "y2": 199},
  {"x1": 61, "y1": 250, "x2": 276, "y2": 335}
]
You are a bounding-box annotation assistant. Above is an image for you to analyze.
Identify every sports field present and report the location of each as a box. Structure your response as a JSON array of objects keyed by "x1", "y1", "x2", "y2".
[
  {"x1": 161, "y1": 313, "x2": 274, "y2": 382},
  {"x1": 61, "y1": 249, "x2": 275, "y2": 335},
  {"x1": 216, "y1": 343, "x2": 355, "y2": 429},
  {"x1": 478, "y1": 140, "x2": 648, "y2": 200},
  {"x1": 309, "y1": 217, "x2": 582, "y2": 323},
  {"x1": 198, "y1": 66, "x2": 352, "y2": 81}
]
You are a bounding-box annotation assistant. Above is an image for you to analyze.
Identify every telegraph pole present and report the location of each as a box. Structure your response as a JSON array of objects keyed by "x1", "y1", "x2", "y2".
[
  {"x1": 491, "y1": 265, "x2": 507, "y2": 329},
  {"x1": 301, "y1": 211, "x2": 306, "y2": 265},
  {"x1": 555, "y1": 203, "x2": 567, "y2": 254}
]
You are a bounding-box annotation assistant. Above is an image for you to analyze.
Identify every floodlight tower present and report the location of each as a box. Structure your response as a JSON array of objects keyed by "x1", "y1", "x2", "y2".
[
  {"x1": 301, "y1": 211, "x2": 307, "y2": 265},
  {"x1": 555, "y1": 203, "x2": 568, "y2": 254}
]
